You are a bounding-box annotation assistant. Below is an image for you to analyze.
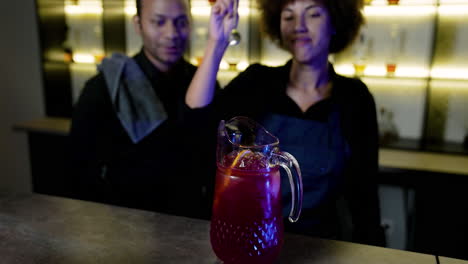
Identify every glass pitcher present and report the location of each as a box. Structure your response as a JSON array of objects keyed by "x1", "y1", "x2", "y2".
[{"x1": 210, "y1": 116, "x2": 303, "y2": 264}]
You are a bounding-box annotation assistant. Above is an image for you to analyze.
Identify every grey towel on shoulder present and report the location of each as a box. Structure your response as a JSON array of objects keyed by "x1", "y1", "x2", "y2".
[{"x1": 98, "y1": 53, "x2": 167, "y2": 143}]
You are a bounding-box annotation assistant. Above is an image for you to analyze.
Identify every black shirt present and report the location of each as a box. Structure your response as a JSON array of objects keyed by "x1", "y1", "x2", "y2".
[
  {"x1": 69, "y1": 50, "x2": 213, "y2": 218},
  {"x1": 214, "y1": 61, "x2": 342, "y2": 122}
]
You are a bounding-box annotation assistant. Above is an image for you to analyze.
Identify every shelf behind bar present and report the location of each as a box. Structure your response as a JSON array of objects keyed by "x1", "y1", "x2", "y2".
[
  {"x1": 13, "y1": 117, "x2": 70, "y2": 136},
  {"x1": 380, "y1": 148, "x2": 468, "y2": 176},
  {"x1": 12, "y1": 118, "x2": 468, "y2": 176}
]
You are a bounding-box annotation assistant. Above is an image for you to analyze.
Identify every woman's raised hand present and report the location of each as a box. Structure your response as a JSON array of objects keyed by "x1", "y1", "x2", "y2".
[
  {"x1": 209, "y1": 0, "x2": 239, "y2": 47},
  {"x1": 185, "y1": 0, "x2": 239, "y2": 108}
]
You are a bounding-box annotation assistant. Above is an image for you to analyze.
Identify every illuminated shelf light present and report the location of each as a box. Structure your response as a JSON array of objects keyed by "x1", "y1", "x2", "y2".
[
  {"x1": 65, "y1": 5, "x2": 103, "y2": 15},
  {"x1": 236, "y1": 61, "x2": 249, "y2": 71},
  {"x1": 367, "y1": 0, "x2": 437, "y2": 6},
  {"x1": 440, "y1": 0, "x2": 468, "y2": 4},
  {"x1": 393, "y1": 66, "x2": 430, "y2": 78},
  {"x1": 431, "y1": 67, "x2": 468, "y2": 80},
  {"x1": 69, "y1": 2, "x2": 468, "y2": 16},
  {"x1": 262, "y1": 60, "x2": 290, "y2": 67},
  {"x1": 73, "y1": 53, "x2": 96, "y2": 64},
  {"x1": 335, "y1": 64, "x2": 468, "y2": 80},
  {"x1": 125, "y1": 6, "x2": 137, "y2": 16},
  {"x1": 438, "y1": 5, "x2": 468, "y2": 15},
  {"x1": 191, "y1": 6, "x2": 250, "y2": 16},
  {"x1": 364, "y1": 6, "x2": 436, "y2": 16},
  {"x1": 362, "y1": 78, "x2": 428, "y2": 88},
  {"x1": 123, "y1": 3, "x2": 251, "y2": 17},
  {"x1": 190, "y1": 58, "x2": 201, "y2": 66},
  {"x1": 220, "y1": 60, "x2": 229, "y2": 70},
  {"x1": 335, "y1": 64, "x2": 431, "y2": 78},
  {"x1": 192, "y1": 57, "x2": 248, "y2": 71}
]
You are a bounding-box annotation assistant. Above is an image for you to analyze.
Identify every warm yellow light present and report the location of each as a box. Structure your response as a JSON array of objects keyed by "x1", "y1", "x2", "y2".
[
  {"x1": 335, "y1": 64, "x2": 357, "y2": 76},
  {"x1": 125, "y1": 6, "x2": 137, "y2": 16},
  {"x1": 220, "y1": 60, "x2": 229, "y2": 70},
  {"x1": 65, "y1": 5, "x2": 103, "y2": 15},
  {"x1": 440, "y1": 0, "x2": 468, "y2": 4},
  {"x1": 237, "y1": 61, "x2": 249, "y2": 71},
  {"x1": 125, "y1": 3, "x2": 252, "y2": 17},
  {"x1": 367, "y1": 0, "x2": 437, "y2": 6},
  {"x1": 66, "y1": 1, "x2": 468, "y2": 17},
  {"x1": 335, "y1": 64, "x2": 390, "y2": 77},
  {"x1": 362, "y1": 77, "x2": 428, "y2": 88},
  {"x1": 364, "y1": 6, "x2": 436, "y2": 16},
  {"x1": 395, "y1": 66, "x2": 430, "y2": 78},
  {"x1": 431, "y1": 67, "x2": 468, "y2": 80},
  {"x1": 365, "y1": 66, "x2": 388, "y2": 76},
  {"x1": 261, "y1": 59, "x2": 289, "y2": 67},
  {"x1": 336, "y1": 64, "x2": 468, "y2": 80},
  {"x1": 190, "y1": 6, "x2": 211, "y2": 16},
  {"x1": 191, "y1": 6, "x2": 250, "y2": 16},
  {"x1": 190, "y1": 58, "x2": 199, "y2": 66},
  {"x1": 438, "y1": 5, "x2": 468, "y2": 15},
  {"x1": 73, "y1": 54, "x2": 96, "y2": 64},
  {"x1": 335, "y1": 64, "x2": 431, "y2": 78}
]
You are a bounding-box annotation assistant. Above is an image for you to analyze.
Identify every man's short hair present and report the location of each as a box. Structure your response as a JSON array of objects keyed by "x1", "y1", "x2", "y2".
[{"x1": 136, "y1": 0, "x2": 190, "y2": 18}]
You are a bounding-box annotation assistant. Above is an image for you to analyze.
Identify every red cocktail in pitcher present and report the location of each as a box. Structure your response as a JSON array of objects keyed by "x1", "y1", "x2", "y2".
[{"x1": 210, "y1": 117, "x2": 303, "y2": 264}]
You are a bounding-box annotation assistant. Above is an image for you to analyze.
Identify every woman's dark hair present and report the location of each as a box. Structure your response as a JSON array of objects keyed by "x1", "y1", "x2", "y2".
[
  {"x1": 136, "y1": 0, "x2": 142, "y2": 17},
  {"x1": 257, "y1": 0, "x2": 365, "y2": 53}
]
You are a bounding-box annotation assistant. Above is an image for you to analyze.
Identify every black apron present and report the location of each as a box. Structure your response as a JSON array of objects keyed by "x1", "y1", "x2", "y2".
[{"x1": 261, "y1": 103, "x2": 350, "y2": 238}]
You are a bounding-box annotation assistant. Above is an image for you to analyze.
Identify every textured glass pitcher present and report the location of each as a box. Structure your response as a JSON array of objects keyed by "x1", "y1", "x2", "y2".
[{"x1": 210, "y1": 116, "x2": 303, "y2": 264}]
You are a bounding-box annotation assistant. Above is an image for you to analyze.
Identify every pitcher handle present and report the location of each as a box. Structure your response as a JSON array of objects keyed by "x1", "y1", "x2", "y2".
[{"x1": 275, "y1": 151, "x2": 303, "y2": 223}]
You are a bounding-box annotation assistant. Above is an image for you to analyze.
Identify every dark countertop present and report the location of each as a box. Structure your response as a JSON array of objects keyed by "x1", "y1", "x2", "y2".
[
  {"x1": 0, "y1": 194, "x2": 438, "y2": 264},
  {"x1": 0, "y1": 194, "x2": 214, "y2": 263}
]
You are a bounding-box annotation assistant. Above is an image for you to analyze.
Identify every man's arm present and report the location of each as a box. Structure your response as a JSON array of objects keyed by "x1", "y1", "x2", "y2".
[{"x1": 69, "y1": 74, "x2": 110, "y2": 202}]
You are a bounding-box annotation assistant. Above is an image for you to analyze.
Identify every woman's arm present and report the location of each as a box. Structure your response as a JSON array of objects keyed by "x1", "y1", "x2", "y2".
[{"x1": 185, "y1": 0, "x2": 239, "y2": 108}]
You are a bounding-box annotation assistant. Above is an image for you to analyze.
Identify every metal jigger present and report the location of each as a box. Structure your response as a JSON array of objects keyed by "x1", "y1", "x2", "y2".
[
  {"x1": 228, "y1": 0, "x2": 240, "y2": 46},
  {"x1": 228, "y1": 29, "x2": 241, "y2": 46}
]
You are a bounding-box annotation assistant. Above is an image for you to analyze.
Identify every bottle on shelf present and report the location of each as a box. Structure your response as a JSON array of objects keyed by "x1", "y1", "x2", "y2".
[
  {"x1": 387, "y1": 0, "x2": 400, "y2": 5},
  {"x1": 386, "y1": 63, "x2": 397, "y2": 76},
  {"x1": 64, "y1": 47, "x2": 73, "y2": 63},
  {"x1": 353, "y1": 60, "x2": 366, "y2": 77},
  {"x1": 225, "y1": 44, "x2": 242, "y2": 71},
  {"x1": 353, "y1": 31, "x2": 370, "y2": 77},
  {"x1": 378, "y1": 106, "x2": 399, "y2": 145},
  {"x1": 386, "y1": 23, "x2": 402, "y2": 77}
]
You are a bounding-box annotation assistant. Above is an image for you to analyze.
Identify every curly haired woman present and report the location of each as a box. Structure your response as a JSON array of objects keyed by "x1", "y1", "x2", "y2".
[{"x1": 186, "y1": 0, "x2": 385, "y2": 246}]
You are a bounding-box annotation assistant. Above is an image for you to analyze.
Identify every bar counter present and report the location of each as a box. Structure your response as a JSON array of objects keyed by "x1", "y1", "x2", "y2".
[
  {"x1": 12, "y1": 118, "x2": 468, "y2": 261},
  {"x1": 0, "y1": 194, "x2": 441, "y2": 264}
]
